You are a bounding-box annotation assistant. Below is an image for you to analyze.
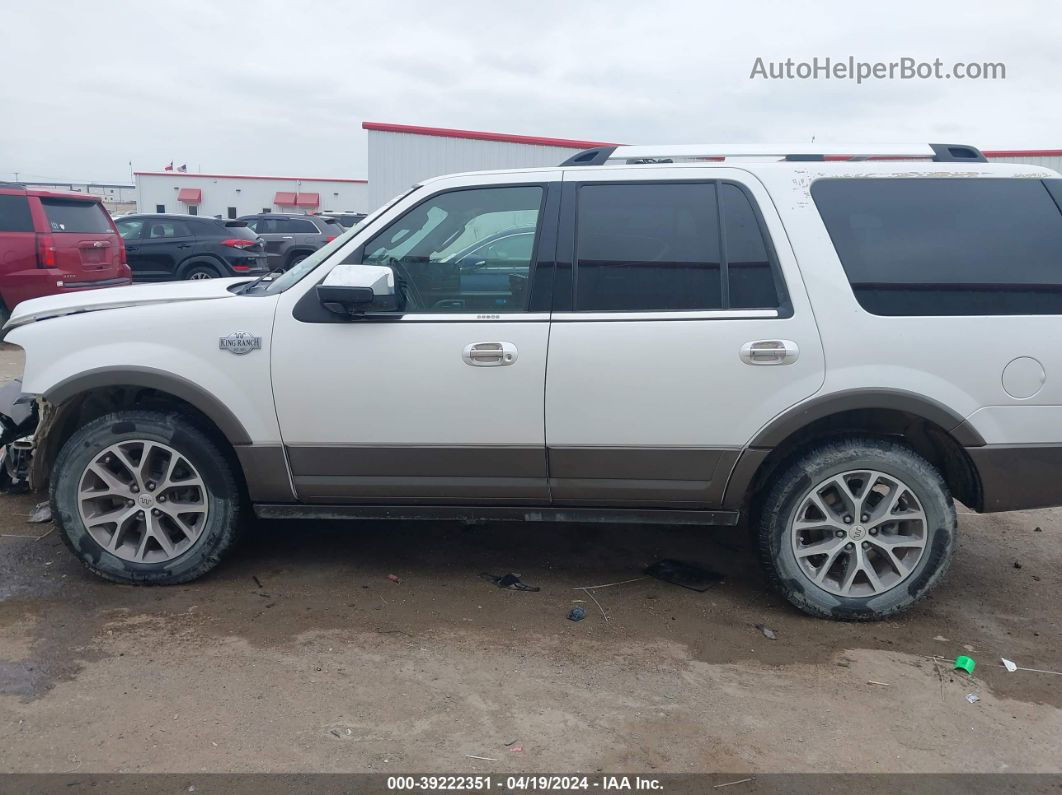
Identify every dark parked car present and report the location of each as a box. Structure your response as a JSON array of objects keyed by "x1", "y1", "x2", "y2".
[
  {"x1": 238, "y1": 213, "x2": 343, "y2": 272},
  {"x1": 114, "y1": 214, "x2": 268, "y2": 281},
  {"x1": 0, "y1": 182, "x2": 130, "y2": 325}
]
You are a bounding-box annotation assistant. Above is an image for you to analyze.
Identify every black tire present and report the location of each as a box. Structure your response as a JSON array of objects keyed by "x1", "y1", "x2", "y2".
[
  {"x1": 183, "y1": 263, "x2": 221, "y2": 280},
  {"x1": 280, "y1": 253, "x2": 308, "y2": 273},
  {"x1": 758, "y1": 436, "x2": 956, "y2": 621},
  {"x1": 50, "y1": 410, "x2": 242, "y2": 585}
]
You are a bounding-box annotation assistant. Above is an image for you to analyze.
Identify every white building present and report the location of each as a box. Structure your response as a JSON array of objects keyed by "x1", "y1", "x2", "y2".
[
  {"x1": 23, "y1": 181, "x2": 136, "y2": 215},
  {"x1": 984, "y1": 149, "x2": 1062, "y2": 171},
  {"x1": 134, "y1": 171, "x2": 368, "y2": 218},
  {"x1": 363, "y1": 121, "x2": 616, "y2": 209},
  {"x1": 362, "y1": 123, "x2": 1062, "y2": 209}
]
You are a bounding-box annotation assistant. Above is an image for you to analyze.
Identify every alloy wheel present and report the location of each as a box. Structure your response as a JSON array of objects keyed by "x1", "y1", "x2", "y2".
[
  {"x1": 789, "y1": 469, "x2": 928, "y2": 597},
  {"x1": 77, "y1": 440, "x2": 209, "y2": 563}
]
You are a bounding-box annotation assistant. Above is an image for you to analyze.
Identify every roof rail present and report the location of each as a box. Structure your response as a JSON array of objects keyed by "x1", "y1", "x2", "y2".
[
  {"x1": 560, "y1": 142, "x2": 987, "y2": 165},
  {"x1": 558, "y1": 146, "x2": 617, "y2": 166}
]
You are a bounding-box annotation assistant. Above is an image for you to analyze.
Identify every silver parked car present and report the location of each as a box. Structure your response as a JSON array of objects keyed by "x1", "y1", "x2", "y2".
[{"x1": 238, "y1": 213, "x2": 344, "y2": 272}]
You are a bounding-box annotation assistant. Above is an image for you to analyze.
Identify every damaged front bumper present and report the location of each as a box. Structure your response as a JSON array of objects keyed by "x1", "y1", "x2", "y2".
[{"x1": 0, "y1": 379, "x2": 41, "y2": 491}]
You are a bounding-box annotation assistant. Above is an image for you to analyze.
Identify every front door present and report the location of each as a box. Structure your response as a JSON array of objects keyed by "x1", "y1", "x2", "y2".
[
  {"x1": 544, "y1": 168, "x2": 825, "y2": 507},
  {"x1": 270, "y1": 177, "x2": 559, "y2": 503}
]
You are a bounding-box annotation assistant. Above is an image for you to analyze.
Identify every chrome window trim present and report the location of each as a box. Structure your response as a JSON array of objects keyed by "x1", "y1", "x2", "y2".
[
  {"x1": 389, "y1": 312, "x2": 552, "y2": 323},
  {"x1": 550, "y1": 309, "x2": 779, "y2": 322}
]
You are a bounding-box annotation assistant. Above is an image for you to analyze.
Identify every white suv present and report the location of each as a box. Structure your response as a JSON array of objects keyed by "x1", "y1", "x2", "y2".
[{"x1": 4, "y1": 142, "x2": 1060, "y2": 620}]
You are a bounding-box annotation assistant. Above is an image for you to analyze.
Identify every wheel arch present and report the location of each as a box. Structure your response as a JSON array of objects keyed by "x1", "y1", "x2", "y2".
[
  {"x1": 723, "y1": 389, "x2": 984, "y2": 515},
  {"x1": 284, "y1": 247, "x2": 315, "y2": 266},
  {"x1": 34, "y1": 367, "x2": 252, "y2": 492},
  {"x1": 176, "y1": 256, "x2": 225, "y2": 278}
]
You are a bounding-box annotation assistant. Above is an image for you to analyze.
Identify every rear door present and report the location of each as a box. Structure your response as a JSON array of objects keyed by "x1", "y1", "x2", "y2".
[
  {"x1": 286, "y1": 216, "x2": 324, "y2": 253},
  {"x1": 128, "y1": 218, "x2": 194, "y2": 280},
  {"x1": 544, "y1": 168, "x2": 825, "y2": 507},
  {"x1": 248, "y1": 217, "x2": 291, "y2": 265},
  {"x1": 37, "y1": 197, "x2": 123, "y2": 284}
]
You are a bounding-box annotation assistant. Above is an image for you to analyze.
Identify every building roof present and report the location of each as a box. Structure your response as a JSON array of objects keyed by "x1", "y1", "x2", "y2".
[
  {"x1": 134, "y1": 171, "x2": 366, "y2": 183},
  {"x1": 362, "y1": 121, "x2": 619, "y2": 149},
  {"x1": 983, "y1": 149, "x2": 1062, "y2": 158}
]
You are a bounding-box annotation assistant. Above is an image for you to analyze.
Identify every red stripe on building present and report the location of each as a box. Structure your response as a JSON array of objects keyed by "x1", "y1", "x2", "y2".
[
  {"x1": 361, "y1": 121, "x2": 619, "y2": 150},
  {"x1": 136, "y1": 172, "x2": 367, "y2": 183}
]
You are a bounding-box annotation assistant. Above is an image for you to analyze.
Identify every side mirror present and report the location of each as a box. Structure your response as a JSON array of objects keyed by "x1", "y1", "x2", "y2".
[{"x1": 316, "y1": 263, "x2": 401, "y2": 317}]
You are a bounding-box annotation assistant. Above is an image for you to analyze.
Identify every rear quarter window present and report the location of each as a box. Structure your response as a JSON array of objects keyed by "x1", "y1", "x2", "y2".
[
  {"x1": 0, "y1": 195, "x2": 34, "y2": 232},
  {"x1": 41, "y1": 198, "x2": 112, "y2": 234},
  {"x1": 813, "y1": 178, "x2": 1062, "y2": 316}
]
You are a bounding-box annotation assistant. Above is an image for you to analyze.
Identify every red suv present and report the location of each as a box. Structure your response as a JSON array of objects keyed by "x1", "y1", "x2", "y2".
[{"x1": 0, "y1": 183, "x2": 132, "y2": 326}]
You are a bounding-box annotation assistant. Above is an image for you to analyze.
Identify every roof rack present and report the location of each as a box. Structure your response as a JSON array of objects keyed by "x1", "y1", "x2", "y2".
[{"x1": 559, "y1": 143, "x2": 987, "y2": 166}]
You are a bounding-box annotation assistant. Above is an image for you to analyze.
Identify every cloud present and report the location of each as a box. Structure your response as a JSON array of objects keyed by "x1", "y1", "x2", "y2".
[{"x1": 1, "y1": 0, "x2": 1058, "y2": 183}]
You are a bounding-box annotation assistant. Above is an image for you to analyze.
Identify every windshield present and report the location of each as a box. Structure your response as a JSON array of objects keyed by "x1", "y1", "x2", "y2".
[{"x1": 247, "y1": 187, "x2": 418, "y2": 295}]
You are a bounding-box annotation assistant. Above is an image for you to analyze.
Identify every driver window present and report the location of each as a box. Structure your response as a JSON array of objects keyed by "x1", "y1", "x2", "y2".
[{"x1": 362, "y1": 186, "x2": 543, "y2": 313}]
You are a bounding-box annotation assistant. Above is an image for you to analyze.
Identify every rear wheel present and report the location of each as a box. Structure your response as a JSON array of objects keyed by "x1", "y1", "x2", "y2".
[
  {"x1": 184, "y1": 263, "x2": 220, "y2": 280},
  {"x1": 278, "y1": 253, "x2": 308, "y2": 273},
  {"x1": 758, "y1": 437, "x2": 956, "y2": 620},
  {"x1": 50, "y1": 410, "x2": 241, "y2": 584}
]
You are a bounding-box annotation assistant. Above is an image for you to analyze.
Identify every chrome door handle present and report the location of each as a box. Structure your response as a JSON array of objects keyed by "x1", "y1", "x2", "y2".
[
  {"x1": 463, "y1": 341, "x2": 518, "y2": 367},
  {"x1": 740, "y1": 339, "x2": 799, "y2": 366}
]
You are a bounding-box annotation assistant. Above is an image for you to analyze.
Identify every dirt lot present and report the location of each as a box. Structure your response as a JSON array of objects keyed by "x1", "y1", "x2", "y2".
[{"x1": 0, "y1": 345, "x2": 1059, "y2": 775}]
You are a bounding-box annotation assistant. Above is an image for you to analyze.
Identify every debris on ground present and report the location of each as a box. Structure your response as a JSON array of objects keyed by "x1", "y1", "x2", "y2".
[
  {"x1": 1034, "y1": 526, "x2": 1043, "y2": 532},
  {"x1": 509, "y1": 744, "x2": 523, "y2": 753},
  {"x1": 480, "y1": 572, "x2": 539, "y2": 591},
  {"x1": 933, "y1": 635, "x2": 949, "y2": 642},
  {"x1": 465, "y1": 754, "x2": 498, "y2": 762},
  {"x1": 567, "y1": 606, "x2": 587, "y2": 622},
  {"x1": 713, "y1": 778, "x2": 754, "y2": 790},
  {"x1": 995, "y1": 659, "x2": 1062, "y2": 676},
  {"x1": 643, "y1": 559, "x2": 723, "y2": 592},
  {"x1": 387, "y1": 574, "x2": 401, "y2": 584},
  {"x1": 966, "y1": 693, "x2": 980, "y2": 704},
  {"x1": 28, "y1": 501, "x2": 52, "y2": 524},
  {"x1": 954, "y1": 655, "x2": 976, "y2": 674},
  {"x1": 574, "y1": 576, "x2": 646, "y2": 591},
  {"x1": 1013, "y1": 561, "x2": 1022, "y2": 569},
  {"x1": 866, "y1": 680, "x2": 890, "y2": 687},
  {"x1": 756, "y1": 624, "x2": 778, "y2": 640}
]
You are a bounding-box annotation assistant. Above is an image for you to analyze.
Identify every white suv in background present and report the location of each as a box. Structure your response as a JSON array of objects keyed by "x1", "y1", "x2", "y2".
[{"x1": 4, "y1": 142, "x2": 1060, "y2": 620}]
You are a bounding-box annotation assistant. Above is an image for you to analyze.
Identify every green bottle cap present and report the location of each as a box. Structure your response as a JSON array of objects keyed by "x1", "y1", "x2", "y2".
[{"x1": 954, "y1": 655, "x2": 976, "y2": 674}]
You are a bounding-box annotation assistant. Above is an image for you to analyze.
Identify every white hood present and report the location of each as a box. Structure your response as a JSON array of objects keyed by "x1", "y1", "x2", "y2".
[{"x1": 3, "y1": 278, "x2": 250, "y2": 330}]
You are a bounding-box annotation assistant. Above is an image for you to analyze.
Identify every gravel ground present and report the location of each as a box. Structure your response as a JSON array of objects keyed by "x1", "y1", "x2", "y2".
[{"x1": 0, "y1": 344, "x2": 1059, "y2": 774}]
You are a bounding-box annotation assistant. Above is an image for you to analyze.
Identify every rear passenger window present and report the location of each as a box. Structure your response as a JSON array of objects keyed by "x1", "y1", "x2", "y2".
[
  {"x1": 0, "y1": 195, "x2": 33, "y2": 232},
  {"x1": 722, "y1": 184, "x2": 779, "y2": 309},
  {"x1": 813, "y1": 178, "x2": 1062, "y2": 316},
  {"x1": 41, "y1": 199, "x2": 111, "y2": 233},
  {"x1": 576, "y1": 183, "x2": 722, "y2": 311},
  {"x1": 573, "y1": 182, "x2": 781, "y2": 312},
  {"x1": 288, "y1": 219, "x2": 318, "y2": 233}
]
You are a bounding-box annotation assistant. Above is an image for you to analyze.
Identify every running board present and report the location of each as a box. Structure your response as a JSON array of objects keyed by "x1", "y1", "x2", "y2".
[{"x1": 254, "y1": 504, "x2": 741, "y2": 526}]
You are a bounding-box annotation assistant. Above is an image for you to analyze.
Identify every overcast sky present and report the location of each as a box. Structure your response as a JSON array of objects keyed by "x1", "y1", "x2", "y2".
[{"x1": 2, "y1": 0, "x2": 1060, "y2": 184}]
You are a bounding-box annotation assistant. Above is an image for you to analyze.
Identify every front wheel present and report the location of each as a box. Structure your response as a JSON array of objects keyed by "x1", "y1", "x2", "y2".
[
  {"x1": 50, "y1": 410, "x2": 242, "y2": 584},
  {"x1": 758, "y1": 437, "x2": 956, "y2": 621}
]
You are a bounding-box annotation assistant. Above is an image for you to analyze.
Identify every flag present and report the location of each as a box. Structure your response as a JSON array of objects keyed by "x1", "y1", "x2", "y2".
[
  {"x1": 177, "y1": 164, "x2": 187, "y2": 172},
  {"x1": 164, "y1": 161, "x2": 173, "y2": 171}
]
